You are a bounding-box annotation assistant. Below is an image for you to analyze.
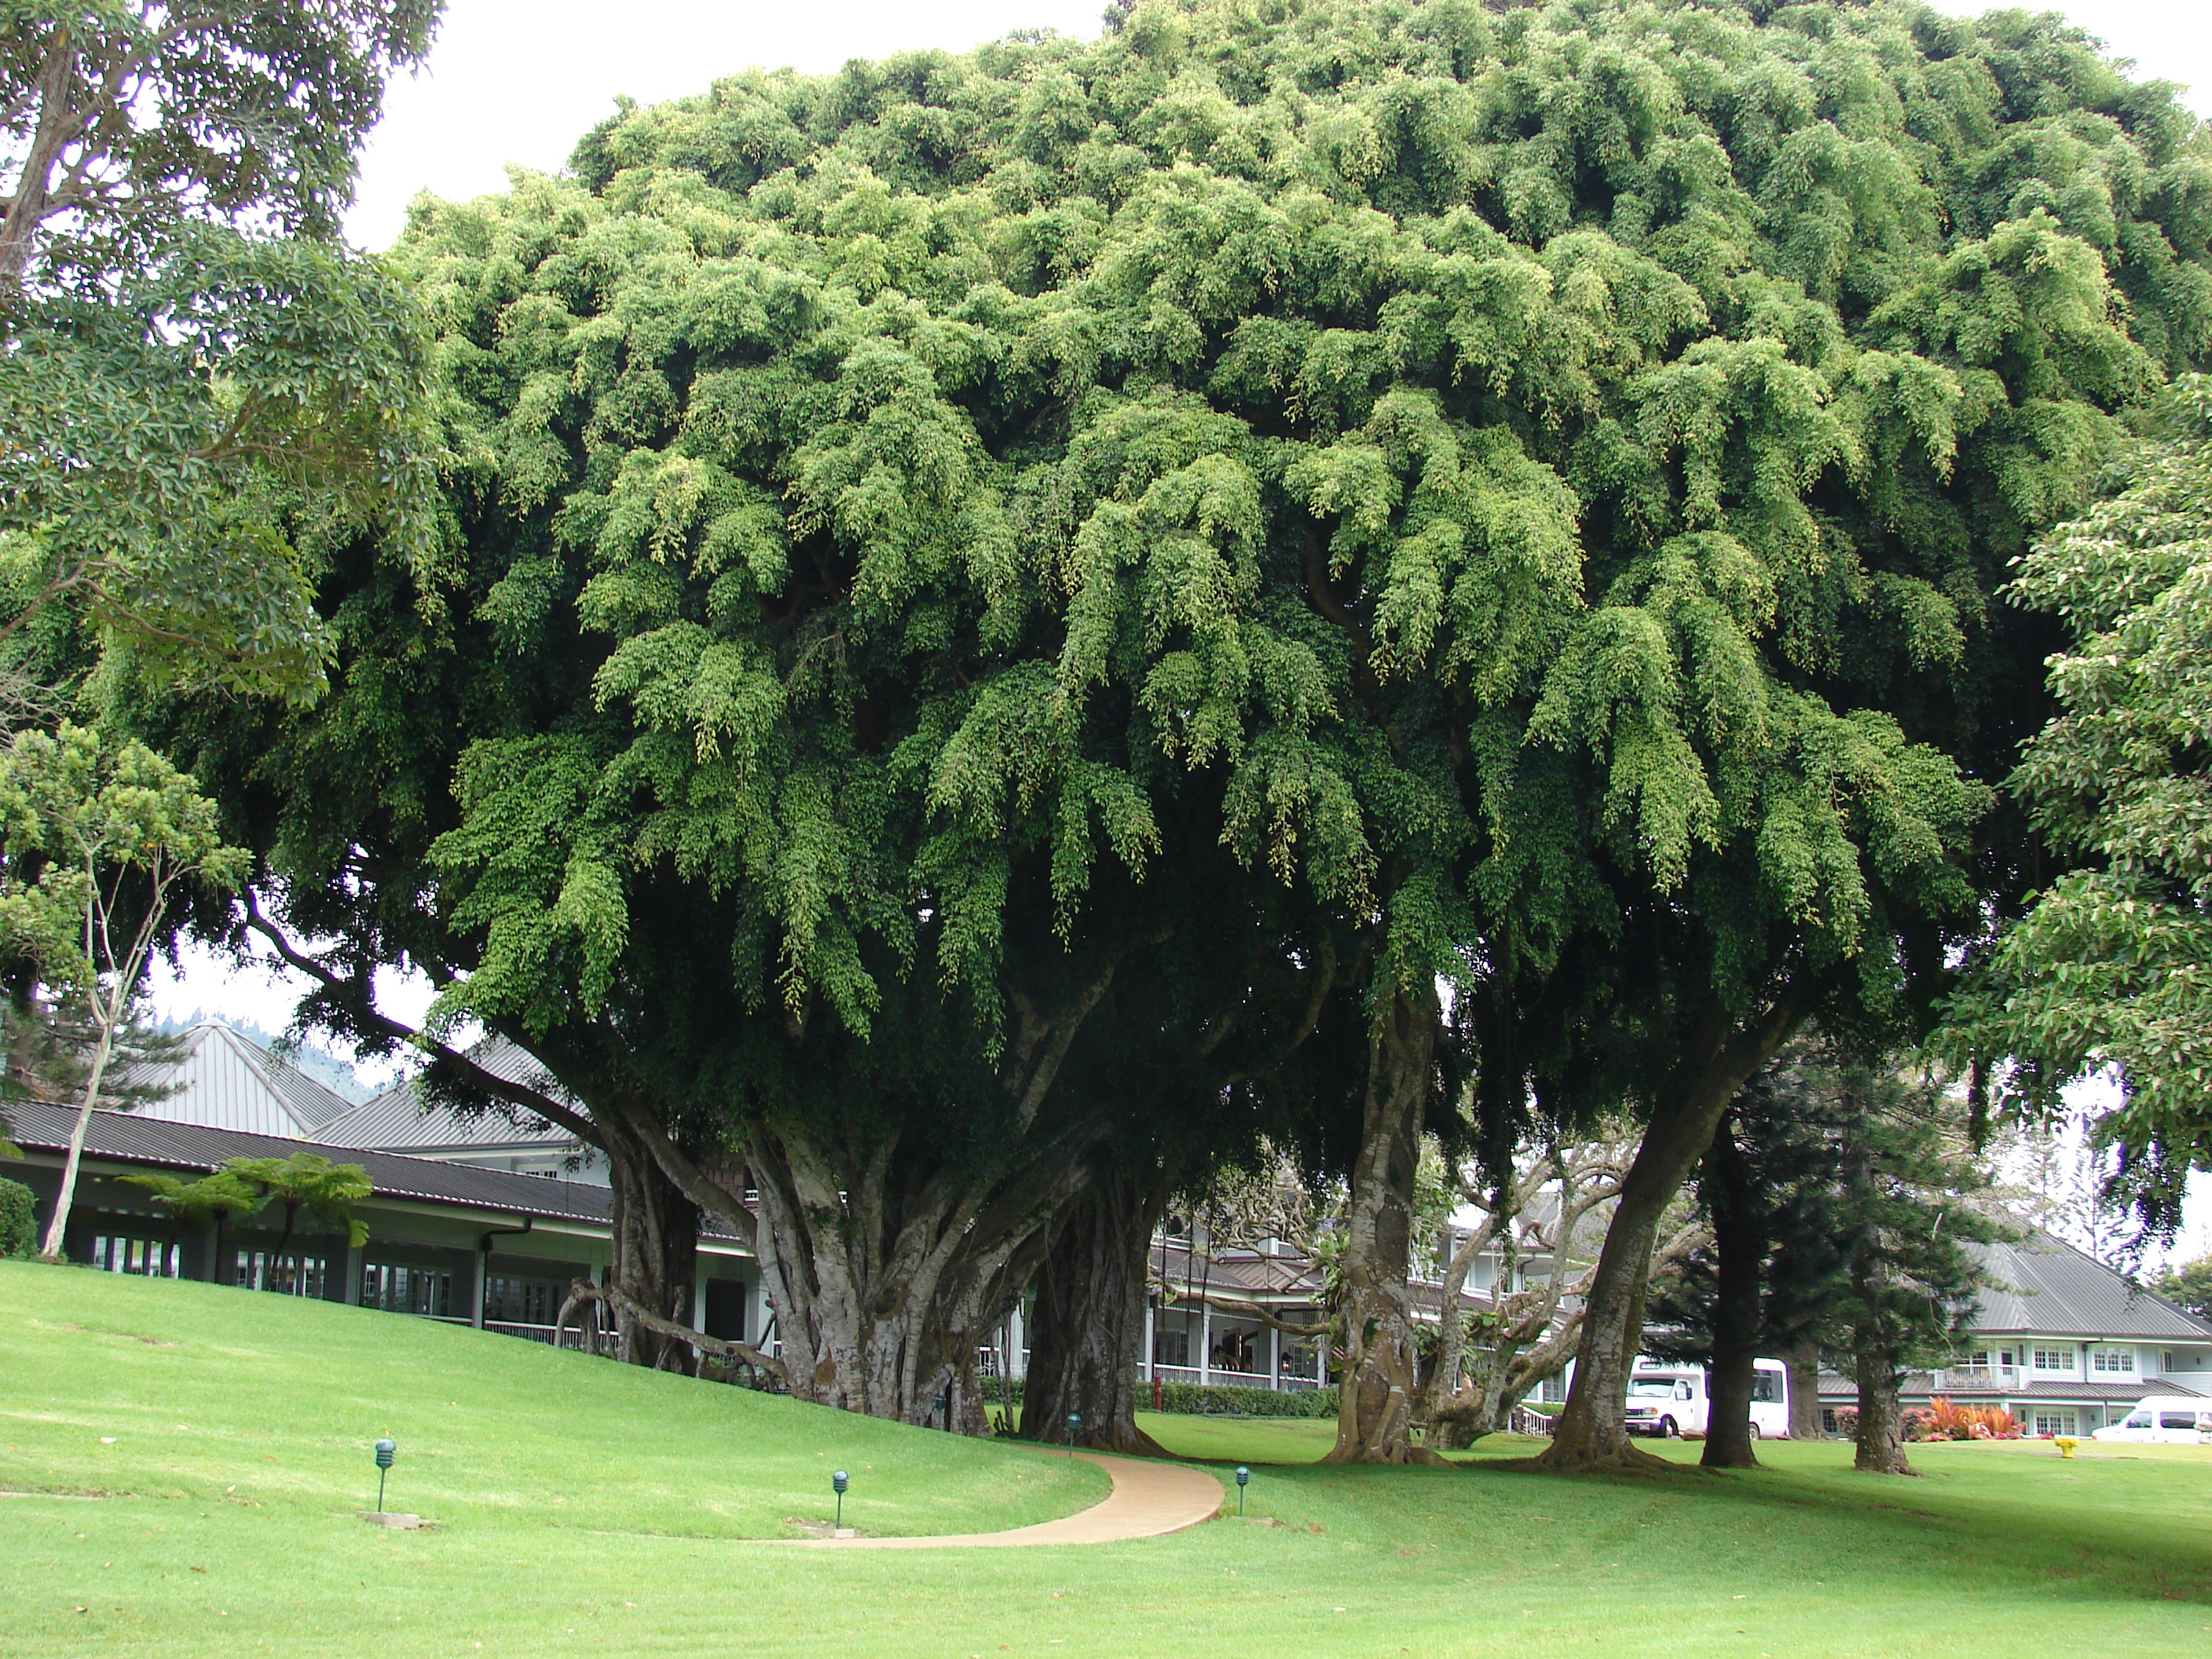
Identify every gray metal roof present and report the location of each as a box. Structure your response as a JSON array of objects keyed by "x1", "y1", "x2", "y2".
[
  {"x1": 318, "y1": 1036, "x2": 581, "y2": 1154},
  {"x1": 115, "y1": 1021, "x2": 356, "y2": 1137},
  {"x1": 1817, "y1": 1374, "x2": 2207, "y2": 1403},
  {"x1": 1974, "y1": 1232, "x2": 2212, "y2": 1342},
  {"x1": 5, "y1": 1097, "x2": 616, "y2": 1225}
]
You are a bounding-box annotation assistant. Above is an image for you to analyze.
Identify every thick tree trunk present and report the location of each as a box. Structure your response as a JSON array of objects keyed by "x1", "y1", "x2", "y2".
[
  {"x1": 1700, "y1": 1114, "x2": 1763, "y2": 1470},
  {"x1": 1020, "y1": 1162, "x2": 1170, "y2": 1456},
  {"x1": 1538, "y1": 994, "x2": 1803, "y2": 1474},
  {"x1": 1785, "y1": 1344, "x2": 1824, "y2": 1441},
  {"x1": 742, "y1": 1118, "x2": 1092, "y2": 1426},
  {"x1": 1324, "y1": 987, "x2": 1441, "y2": 1466},
  {"x1": 599, "y1": 1118, "x2": 699, "y2": 1370},
  {"x1": 1851, "y1": 1254, "x2": 1916, "y2": 1475}
]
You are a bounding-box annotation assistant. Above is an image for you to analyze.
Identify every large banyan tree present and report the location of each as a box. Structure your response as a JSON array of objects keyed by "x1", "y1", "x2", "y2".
[{"x1": 160, "y1": 0, "x2": 2210, "y2": 1453}]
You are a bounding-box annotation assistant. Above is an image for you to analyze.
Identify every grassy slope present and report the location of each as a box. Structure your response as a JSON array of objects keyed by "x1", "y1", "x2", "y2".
[{"x1": 4, "y1": 1262, "x2": 2210, "y2": 1659}]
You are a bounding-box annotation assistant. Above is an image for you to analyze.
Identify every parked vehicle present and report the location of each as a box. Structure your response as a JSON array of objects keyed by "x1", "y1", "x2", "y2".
[
  {"x1": 1622, "y1": 1357, "x2": 1791, "y2": 1439},
  {"x1": 2089, "y1": 1397, "x2": 2212, "y2": 1444}
]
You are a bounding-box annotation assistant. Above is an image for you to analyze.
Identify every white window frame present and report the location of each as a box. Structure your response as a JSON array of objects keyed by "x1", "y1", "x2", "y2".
[{"x1": 2090, "y1": 1346, "x2": 2137, "y2": 1375}]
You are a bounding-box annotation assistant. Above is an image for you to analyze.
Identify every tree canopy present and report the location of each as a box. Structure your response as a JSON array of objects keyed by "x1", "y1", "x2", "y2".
[
  {"x1": 0, "y1": 2, "x2": 443, "y2": 701},
  {"x1": 1943, "y1": 376, "x2": 2212, "y2": 1237},
  {"x1": 161, "y1": 0, "x2": 2212, "y2": 1441}
]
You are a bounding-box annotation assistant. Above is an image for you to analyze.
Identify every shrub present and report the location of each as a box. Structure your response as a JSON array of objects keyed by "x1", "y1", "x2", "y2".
[
  {"x1": 0, "y1": 1177, "x2": 36, "y2": 1258},
  {"x1": 1919, "y1": 1397, "x2": 2020, "y2": 1441},
  {"x1": 1150, "y1": 1380, "x2": 1339, "y2": 1419}
]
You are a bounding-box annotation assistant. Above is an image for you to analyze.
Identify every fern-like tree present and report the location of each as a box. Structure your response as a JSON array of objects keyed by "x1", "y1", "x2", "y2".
[
  {"x1": 0, "y1": 723, "x2": 243, "y2": 1258},
  {"x1": 119, "y1": 1167, "x2": 258, "y2": 1280},
  {"x1": 225, "y1": 1152, "x2": 371, "y2": 1292}
]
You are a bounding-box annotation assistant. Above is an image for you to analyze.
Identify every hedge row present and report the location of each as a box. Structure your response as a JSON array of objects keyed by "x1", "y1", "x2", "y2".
[{"x1": 979, "y1": 1377, "x2": 1338, "y2": 1419}]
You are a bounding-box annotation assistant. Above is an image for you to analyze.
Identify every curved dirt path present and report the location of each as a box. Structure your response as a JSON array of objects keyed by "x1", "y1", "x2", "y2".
[{"x1": 791, "y1": 1452, "x2": 1221, "y2": 1549}]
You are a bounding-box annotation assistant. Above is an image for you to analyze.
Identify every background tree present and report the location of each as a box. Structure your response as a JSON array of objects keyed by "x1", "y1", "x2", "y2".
[
  {"x1": 1826, "y1": 1062, "x2": 1999, "y2": 1477},
  {"x1": 224, "y1": 1151, "x2": 370, "y2": 1291},
  {"x1": 117, "y1": 1166, "x2": 256, "y2": 1277},
  {"x1": 0, "y1": 721, "x2": 242, "y2": 1258},
  {"x1": 1423, "y1": 1133, "x2": 1637, "y2": 1447},
  {"x1": 1643, "y1": 1037, "x2": 1857, "y2": 1468},
  {"x1": 0, "y1": 1, "x2": 444, "y2": 702},
  {"x1": 1945, "y1": 377, "x2": 2212, "y2": 1241},
  {"x1": 2151, "y1": 1254, "x2": 2212, "y2": 1322}
]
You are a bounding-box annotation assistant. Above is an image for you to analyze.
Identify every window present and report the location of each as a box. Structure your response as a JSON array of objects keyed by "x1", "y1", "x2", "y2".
[
  {"x1": 1152, "y1": 1328, "x2": 1190, "y2": 1368},
  {"x1": 2092, "y1": 1347, "x2": 2137, "y2": 1375},
  {"x1": 236, "y1": 1251, "x2": 324, "y2": 1296},
  {"x1": 2031, "y1": 1412, "x2": 2075, "y2": 1437},
  {"x1": 2031, "y1": 1346, "x2": 2073, "y2": 1371},
  {"x1": 1749, "y1": 1371, "x2": 1783, "y2": 1404},
  {"x1": 483, "y1": 1276, "x2": 561, "y2": 1326},
  {"x1": 2159, "y1": 1412, "x2": 2199, "y2": 1430},
  {"x1": 1956, "y1": 1350, "x2": 1989, "y2": 1368},
  {"x1": 93, "y1": 1236, "x2": 178, "y2": 1277},
  {"x1": 360, "y1": 1263, "x2": 452, "y2": 1318}
]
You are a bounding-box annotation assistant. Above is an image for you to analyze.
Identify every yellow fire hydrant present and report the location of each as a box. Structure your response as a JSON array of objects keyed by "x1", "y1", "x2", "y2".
[{"x1": 2054, "y1": 1437, "x2": 2079, "y2": 1459}]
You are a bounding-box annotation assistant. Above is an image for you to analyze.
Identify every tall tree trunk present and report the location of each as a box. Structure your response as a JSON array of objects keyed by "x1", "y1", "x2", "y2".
[
  {"x1": 1850, "y1": 1252, "x2": 1916, "y2": 1475},
  {"x1": 1538, "y1": 994, "x2": 1802, "y2": 1473},
  {"x1": 1020, "y1": 1161, "x2": 1170, "y2": 1456},
  {"x1": 35, "y1": 1015, "x2": 115, "y2": 1260},
  {"x1": 1700, "y1": 1111, "x2": 1763, "y2": 1470},
  {"x1": 1784, "y1": 1344, "x2": 1824, "y2": 1441},
  {"x1": 599, "y1": 1115, "x2": 699, "y2": 1369},
  {"x1": 1324, "y1": 986, "x2": 1441, "y2": 1466}
]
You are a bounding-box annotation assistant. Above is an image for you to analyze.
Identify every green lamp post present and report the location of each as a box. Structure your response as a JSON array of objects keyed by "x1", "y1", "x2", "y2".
[
  {"x1": 1234, "y1": 1464, "x2": 1249, "y2": 1515},
  {"x1": 832, "y1": 1468, "x2": 848, "y2": 1531},
  {"x1": 373, "y1": 1438, "x2": 395, "y2": 1515},
  {"x1": 1066, "y1": 1412, "x2": 1081, "y2": 1457}
]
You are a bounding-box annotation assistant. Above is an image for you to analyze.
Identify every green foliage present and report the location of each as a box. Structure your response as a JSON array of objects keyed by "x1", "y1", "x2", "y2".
[
  {"x1": 167, "y1": 0, "x2": 2210, "y2": 1288},
  {"x1": 2151, "y1": 1254, "x2": 2212, "y2": 1321},
  {"x1": 0, "y1": 722, "x2": 244, "y2": 989},
  {"x1": 118, "y1": 1168, "x2": 259, "y2": 1233},
  {"x1": 0, "y1": 3, "x2": 444, "y2": 701},
  {"x1": 1151, "y1": 1380, "x2": 1341, "y2": 1419},
  {"x1": 1943, "y1": 377, "x2": 2212, "y2": 1234},
  {"x1": 222, "y1": 1152, "x2": 372, "y2": 1248},
  {"x1": 0, "y1": 1174, "x2": 34, "y2": 1257}
]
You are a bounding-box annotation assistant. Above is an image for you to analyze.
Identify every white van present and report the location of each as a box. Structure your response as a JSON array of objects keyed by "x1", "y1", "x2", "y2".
[
  {"x1": 1623, "y1": 1357, "x2": 1791, "y2": 1439},
  {"x1": 2090, "y1": 1397, "x2": 2212, "y2": 1444}
]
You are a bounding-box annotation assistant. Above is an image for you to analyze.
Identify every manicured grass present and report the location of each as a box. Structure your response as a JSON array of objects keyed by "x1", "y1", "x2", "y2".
[{"x1": 5, "y1": 1261, "x2": 2210, "y2": 1658}]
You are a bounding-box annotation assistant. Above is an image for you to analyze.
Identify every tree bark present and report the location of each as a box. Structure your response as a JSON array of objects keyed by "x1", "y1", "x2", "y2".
[
  {"x1": 742, "y1": 1115, "x2": 1088, "y2": 1425},
  {"x1": 597, "y1": 1113, "x2": 699, "y2": 1370},
  {"x1": 1784, "y1": 1344, "x2": 1824, "y2": 1441},
  {"x1": 1700, "y1": 1111, "x2": 1763, "y2": 1470},
  {"x1": 1537, "y1": 992, "x2": 1804, "y2": 1473},
  {"x1": 1020, "y1": 1160, "x2": 1171, "y2": 1456},
  {"x1": 1850, "y1": 1253, "x2": 1917, "y2": 1474},
  {"x1": 1324, "y1": 986, "x2": 1442, "y2": 1465},
  {"x1": 35, "y1": 1011, "x2": 115, "y2": 1260}
]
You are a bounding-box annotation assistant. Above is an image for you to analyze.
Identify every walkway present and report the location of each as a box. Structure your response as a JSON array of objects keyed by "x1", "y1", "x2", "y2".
[{"x1": 793, "y1": 1452, "x2": 1222, "y2": 1548}]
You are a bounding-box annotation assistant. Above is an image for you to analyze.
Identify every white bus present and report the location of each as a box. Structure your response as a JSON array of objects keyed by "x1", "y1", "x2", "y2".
[{"x1": 1623, "y1": 1356, "x2": 1792, "y2": 1439}]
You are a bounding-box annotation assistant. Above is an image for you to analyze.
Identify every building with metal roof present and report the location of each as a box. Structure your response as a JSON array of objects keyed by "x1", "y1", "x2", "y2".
[
  {"x1": 1815, "y1": 1230, "x2": 2212, "y2": 1436},
  {"x1": 2, "y1": 1098, "x2": 757, "y2": 1353},
  {"x1": 318, "y1": 1038, "x2": 603, "y2": 1184},
  {"x1": 118, "y1": 1020, "x2": 358, "y2": 1138}
]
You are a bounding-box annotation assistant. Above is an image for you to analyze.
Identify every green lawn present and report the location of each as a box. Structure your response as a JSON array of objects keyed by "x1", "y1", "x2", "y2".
[{"x1": 5, "y1": 1261, "x2": 2210, "y2": 1658}]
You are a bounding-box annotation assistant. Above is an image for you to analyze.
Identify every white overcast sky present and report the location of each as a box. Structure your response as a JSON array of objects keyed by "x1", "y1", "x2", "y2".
[{"x1": 157, "y1": 0, "x2": 2212, "y2": 1254}]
